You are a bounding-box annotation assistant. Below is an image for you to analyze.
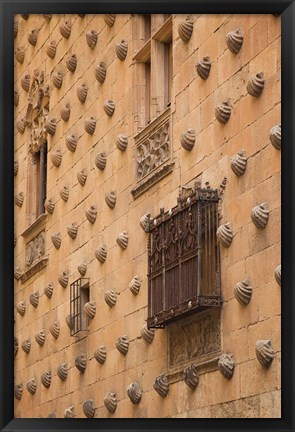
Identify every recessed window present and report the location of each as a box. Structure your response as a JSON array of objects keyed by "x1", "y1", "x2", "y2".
[{"x1": 70, "y1": 278, "x2": 90, "y2": 336}]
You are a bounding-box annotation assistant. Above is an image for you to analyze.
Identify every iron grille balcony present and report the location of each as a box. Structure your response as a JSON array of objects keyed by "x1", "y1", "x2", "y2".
[
  {"x1": 147, "y1": 184, "x2": 222, "y2": 329},
  {"x1": 70, "y1": 278, "x2": 90, "y2": 336}
]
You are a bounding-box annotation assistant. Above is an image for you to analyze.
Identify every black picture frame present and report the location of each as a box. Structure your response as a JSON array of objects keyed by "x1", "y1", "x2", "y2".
[{"x1": 0, "y1": 1, "x2": 294, "y2": 431}]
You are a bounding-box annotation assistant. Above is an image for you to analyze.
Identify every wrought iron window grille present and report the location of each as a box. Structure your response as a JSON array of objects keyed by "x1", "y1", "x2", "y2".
[
  {"x1": 70, "y1": 278, "x2": 90, "y2": 336},
  {"x1": 146, "y1": 182, "x2": 222, "y2": 329}
]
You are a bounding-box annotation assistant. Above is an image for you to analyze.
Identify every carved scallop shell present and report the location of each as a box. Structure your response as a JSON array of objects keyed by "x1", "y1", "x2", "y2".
[
  {"x1": 14, "y1": 233, "x2": 17, "y2": 248},
  {"x1": 196, "y1": 56, "x2": 211, "y2": 80},
  {"x1": 46, "y1": 118, "x2": 56, "y2": 136},
  {"x1": 85, "y1": 205, "x2": 97, "y2": 224},
  {"x1": 116, "y1": 134, "x2": 128, "y2": 151},
  {"x1": 60, "y1": 20, "x2": 71, "y2": 39},
  {"x1": 94, "y1": 345, "x2": 107, "y2": 364},
  {"x1": 78, "y1": 259, "x2": 87, "y2": 276},
  {"x1": 21, "y1": 74, "x2": 30, "y2": 92},
  {"x1": 50, "y1": 321, "x2": 60, "y2": 339},
  {"x1": 104, "y1": 290, "x2": 117, "y2": 307},
  {"x1": 66, "y1": 54, "x2": 77, "y2": 72},
  {"x1": 77, "y1": 168, "x2": 87, "y2": 186},
  {"x1": 14, "y1": 384, "x2": 23, "y2": 400},
  {"x1": 16, "y1": 301, "x2": 26, "y2": 316},
  {"x1": 78, "y1": 14, "x2": 85, "y2": 18},
  {"x1": 95, "y1": 152, "x2": 107, "y2": 170},
  {"x1": 116, "y1": 335, "x2": 129, "y2": 355},
  {"x1": 66, "y1": 315, "x2": 74, "y2": 329},
  {"x1": 230, "y1": 150, "x2": 247, "y2": 176},
  {"x1": 181, "y1": 128, "x2": 196, "y2": 151},
  {"x1": 16, "y1": 118, "x2": 26, "y2": 134},
  {"x1": 14, "y1": 266, "x2": 22, "y2": 280},
  {"x1": 116, "y1": 231, "x2": 128, "y2": 250},
  {"x1": 66, "y1": 134, "x2": 78, "y2": 152},
  {"x1": 153, "y1": 374, "x2": 169, "y2": 398},
  {"x1": 184, "y1": 364, "x2": 199, "y2": 390},
  {"x1": 274, "y1": 264, "x2": 281, "y2": 287},
  {"x1": 42, "y1": 14, "x2": 52, "y2": 22},
  {"x1": 64, "y1": 406, "x2": 75, "y2": 418},
  {"x1": 84, "y1": 301, "x2": 96, "y2": 319},
  {"x1": 27, "y1": 378, "x2": 37, "y2": 395},
  {"x1": 28, "y1": 29, "x2": 38, "y2": 46},
  {"x1": 141, "y1": 324, "x2": 155, "y2": 344},
  {"x1": 105, "y1": 191, "x2": 116, "y2": 209},
  {"x1": 14, "y1": 90, "x2": 19, "y2": 107},
  {"x1": 104, "y1": 392, "x2": 117, "y2": 413},
  {"x1": 75, "y1": 354, "x2": 87, "y2": 372},
  {"x1": 21, "y1": 14, "x2": 29, "y2": 20},
  {"x1": 140, "y1": 214, "x2": 150, "y2": 232},
  {"x1": 104, "y1": 14, "x2": 116, "y2": 27},
  {"x1": 218, "y1": 353, "x2": 235, "y2": 378},
  {"x1": 67, "y1": 222, "x2": 78, "y2": 239},
  {"x1": 256, "y1": 340, "x2": 275, "y2": 368},
  {"x1": 127, "y1": 382, "x2": 142, "y2": 404},
  {"x1": 84, "y1": 116, "x2": 96, "y2": 135},
  {"x1": 251, "y1": 203, "x2": 269, "y2": 229},
  {"x1": 178, "y1": 17, "x2": 194, "y2": 42},
  {"x1": 77, "y1": 84, "x2": 88, "y2": 103},
  {"x1": 61, "y1": 103, "x2": 71, "y2": 122},
  {"x1": 60, "y1": 186, "x2": 69, "y2": 202},
  {"x1": 115, "y1": 40, "x2": 128, "y2": 61},
  {"x1": 29, "y1": 291, "x2": 39, "y2": 308},
  {"x1": 46, "y1": 40, "x2": 57, "y2": 59},
  {"x1": 216, "y1": 222, "x2": 233, "y2": 248},
  {"x1": 234, "y1": 279, "x2": 252, "y2": 306},
  {"x1": 53, "y1": 71, "x2": 63, "y2": 89},
  {"x1": 51, "y1": 232, "x2": 61, "y2": 249},
  {"x1": 58, "y1": 271, "x2": 69, "y2": 288},
  {"x1": 215, "y1": 100, "x2": 232, "y2": 124},
  {"x1": 226, "y1": 28, "x2": 244, "y2": 54},
  {"x1": 247, "y1": 72, "x2": 265, "y2": 97},
  {"x1": 104, "y1": 99, "x2": 115, "y2": 116},
  {"x1": 41, "y1": 371, "x2": 52, "y2": 388},
  {"x1": 129, "y1": 275, "x2": 141, "y2": 295},
  {"x1": 83, "y1": 400, "x2": 95, "y2": 418},
  {"x1": 14, "y1": 336, "x2": 19, "y2": 358},
  {"x1": 269, "y1": 124, "x2": 281, "y2": 150},
  {"x1": 95, "y1": 245, "x2": 107, "y2": 263},
  {"x1": 95, "y1": 62, "x2": 107, "y2": 84},
  {"x1": 14, "y1": 20, "x2": 18, "y2": 38},
  {"x1": 51, "y1": 148, "x2": 62, "y2": 167},
  {"x1": 21, "y1": 338, "x2": 31, "y2": 354},
  {"x1": 44, "y1": 282, "x2": 54, "y2": 298},
  {"x1": 45, "y1": 198, "x2": 55, "y2": 214},
  {"x1": 57, "y1": 362, "x2": 68, "y2": 380},
  {"x1": 15, "y1": 47, "x2": 25, "y2": 64},
  {"x1": 86, "y1": 30, "x2": 98, "y2": 49},
  {"x1": 35, "y1": 329, "x2": 46, "y2": 346}
]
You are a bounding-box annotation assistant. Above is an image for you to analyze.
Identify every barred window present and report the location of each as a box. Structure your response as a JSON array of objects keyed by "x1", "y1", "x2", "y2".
[
  {"x1": 70, "y1": 278, "x2": 90, "y2": 336},
  {"x1": 147, "y1": 184, "x2": 222, "y2": 329}
]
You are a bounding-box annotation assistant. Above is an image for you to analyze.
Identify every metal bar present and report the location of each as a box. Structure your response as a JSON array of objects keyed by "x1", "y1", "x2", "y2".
[{"x1": 197, "y1": 201, "x2": 202, "y2": 297}]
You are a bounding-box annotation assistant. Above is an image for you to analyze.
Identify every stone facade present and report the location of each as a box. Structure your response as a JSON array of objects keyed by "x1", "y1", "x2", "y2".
[{"x1": 14, "y1": 14, "x2": 281, "y2": 418}]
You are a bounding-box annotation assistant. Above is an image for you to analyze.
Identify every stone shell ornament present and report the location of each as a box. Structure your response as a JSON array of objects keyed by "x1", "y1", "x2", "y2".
[
  {"x1": 129, "y1": 275, "x2": 141, "y2": 295},
  {"x1": 46, "y1": 118, "x2": 57, "y2": 136},
  {"x1": 14, "y1": 336, "x2": 19, "y2": 358},
  {"x1": 21, "y1": 14, "x2": 30, "y2": 20},
  {"x1": 215, "y1": 100, "x2": 232, "y2": 124},
  {"x1": 60, "y1": 20, "x2": 72, "y2": 39},
  {"x1": 78, "y1": 259, "x2": 87, "y2": 276},
  {"x1": 105, "y1": 191, "x2": 117, "y2": 209},
  {"x1": 127, "y1": 382, "x2": 142, "y2": 404},
  {"x1": 116, "y1": 134, "x2": 128, "y2": 152},
  {"x1": 85, "y1": 205, "x2": 97, "y2": 224},
  {"x1": 57, "y1": 363, "x2": 68, "y2": 381},
  {"x1": 16, "y1": 301, "x2": 26, "y2": 316},
  {"x1": 66, "y1": 54, "x2": 77, "y2": 72},
  {"x1": 46, "y1": 40, "x2": 57, "y2": 59},
  {"x1": 77, "y1": 84, "x2": 88, "y2": 103},
  {"x1": 181, "y1": 129, "x2": 196, "y2": 151},
  {"x1": 14, "y1": 266, "x2": 22, "y2": 280},
  {"x1": 60, "y1": 185, "x2": 69, "y2": 202},
  {"x1": 183, "y1": 364, "x2": 199, "y2": 390},
  {"x1": 247, "y1": 72, "x2": 265, "y2": 97},
  {"x1": 67, "y1": 222, "x2": 78, "y2": 239},
  {"x1": 218, "y1": 353, "x2": 235, "y2": 378},
  {"x1": 84, "y1": 301, "x2": 96, "y2": 319},
  {"x1": 66, "y1": 315, "x2": 74, "y2": 329},
  {"x1": 45, "y1": 198, "x2": 55, "y2": 214},
  {"x1": 226, "y1": 28, "x2": 244, "y2": 54},
  {"x1": 86, "y1": 30, "x2": 98, "y2": 49},
  {"x1": 14, "y1": 20, "x2": 18, "y2": 38},
  {"x1": 104, "y1": 392, "x2": 117, "y2": 413},
  {"x1": 75, "y1": 354, "x2": 87, "y2": 372},
  {"x1": 115, "y1": 40, "x2": 128, "y2": 61},
  {"x1": 104, "y1": 290, "x2": 117, "y2": 307},
  {"x1": 26, "y1": 378, "x2": 37, "y2": 395},
  {"x1": 21, "y1": 74, "x2": 30, "y2": 92},
  {"x1": 153, "y1": 374, "x2": 169, "y2": 398},
  {"x1": 95, "y1": 245, "x2": 107, "y2": 263},
  {"x1": 51, "y1": 232, "x2": 61, "y2": 249},
  {"x1": 41, "y1": 371, "x2": 52, "y2": 388},
  {"x1": 15, "y1": 47, "x2": 25, "y2": 64},
  {"x1": 42, "y1": 14, "x2": 52, "y2": 22},
  {"x1": 77, "y1": 168, "x2": 87, "y2": 186},
  {"x1": 14, "y1": 384, "x2": 23, "y2": 401},
  {"x1": 178, "y1": 16, "x2": 194, "y2": 42},
  {"x1": 16, "y1": 119, "x2": 26, "y2": 134},
  {"x1": 116, "y1": 231, "x2": 128, "y2": 250},
  {"x1": 251, "y1": 203, "x2": 269, "y2": 229},
  {"x1": 14, "y1": 90, "x2": 19, "y2": 107},
  {"x1": 104, "y1": 14, "x2": 116, "y2": 27},
  {"x1": 58, "y1": 271, "x2": 69, "y2": 288},
  {"x1": 21, "y1": 338, "x2": 31, "y2": 354},
  {"x1": 35, "y1": 329, "x2": 46, "y2": 346},
  {"x1": 116, "y1": 335, "x2": 129, "y2": 355},
  {"x1": 140, "y1": 214, "x2": 150, "y2": 232},
  {"x1": 28, "y1": 29, "x2": 38, "y2": 46},
  {"x1": 29, "y1": 291, "x2": 39, "y2": 308},
  {"x1": 141, "y1": 324, "x2": 155, "y2": 344},
  {"x1": 196, "y1": 56, "x2": 211, "y2": 80},
  {"x1": 61, "y1": 103, "x2": 71, "y2": 122},
  {"x1": 230, "y1": 150, "x2": 247, "y2": 176},
  {"x1": 94, "y1": 345, "x2": 107, "y2": 364},
  {"x1": 50, "y1": 321, "x2": 60, "y2": 339},
  {"x1": 44, "y1": 282, "x2": 54, "y2": 298},
  {"x1": 84, "y1": 116, "x2": 96, "y2": 135},
  {"x1": 104, "y1": 99, "x2": 115, "y2": 116},
  {"x1": 95, "y1": 62, "x2": 107, "y2": 84},
  {"x1": 256, "y1": 340, "x2": 275, "y2": 368},
  {"x1": 66, "y1": 134, "x2": 78, "y2": 152},
  {"x1": 64, "y1": 406, "x2": 75, "y2": 418},
  {"x1": 274, "y1": 264, "x2": 281, "y2": 287},
  {"x1": 51, "y1": 149, "x2": 62, "y2": 167},
  {"x1": 269, "y1": 124, "x2": 281, "y2": 150},
  {"x1": 216, "y1": 222, "x2": 233, "y2": 248},
  {"x1": 83, "y1": 400, "x2": 95, "y2": 418},
  {"x1": 52, "y1": 71, "x2": 63, "y2": 89},
  {"x1": 234, "y1": 279, "x2": 252, "y2": 306},
  {"x1": 95, "y1": 152, "x2": 107, "y2": 170}
]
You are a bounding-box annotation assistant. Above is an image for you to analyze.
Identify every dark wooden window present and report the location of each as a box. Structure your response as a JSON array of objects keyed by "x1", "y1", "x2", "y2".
[
  {"x1": 70, "y1": 278, "x2": 90, "y2": 336},
  {"x1": 36, "y1": 143, "x2": 47, "y2": 217},
  {"x1": 147, "y1": 184, "x2": 222, "y2": 328}
]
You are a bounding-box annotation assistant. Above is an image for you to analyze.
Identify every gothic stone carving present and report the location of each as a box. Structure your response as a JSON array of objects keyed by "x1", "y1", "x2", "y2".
[
  {"x1": 83, "y1": 400, "x2": 95, "y2": 418},
  {"x1": 127, "y1": 382, "x2": 142, "y2": 404},
  {"x1": 154, "y1": 374, "x2": 169, "y2": 398},
  {"x1": 183, "y1": 364, "x2": 199, "y2": 390},
  {"x1": 218, "y1": 353, "x2": 235, "y2": 378},
  {"x1": 104, "y1": 392, "x2": 117, "y2": 413},
  {"x1": 25, "y1": 231, "x2": 45, "y2": 267},
  {"x1": 94, "y1": 345, "x2": 107, "y2": 364},
  {"x1": 226, "y1": 29, "x2": 244, "y2": 54},
  {"x1": 256, "y1": 340, "x2": 275, "y2": 368}
]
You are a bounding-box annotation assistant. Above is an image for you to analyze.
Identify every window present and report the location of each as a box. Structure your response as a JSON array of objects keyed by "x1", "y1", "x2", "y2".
[
  {"x1": 70, "y1": 278, "x2": 90, "y2": 336},
  {"x1": 35, "y1": 143, "x2": 47, "y2": 217},
  {"x1": 146, "y1": 183, "x2": 222, "y2": 329}
]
